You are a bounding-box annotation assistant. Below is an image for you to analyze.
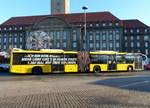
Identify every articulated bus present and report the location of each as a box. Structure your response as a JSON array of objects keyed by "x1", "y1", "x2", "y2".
[
  {"x1": 90, "y1": 51, "x2": 145, "y2": 73},
  {"x1": 10, "y1": 50, "x2": 145, "y2": 74}
]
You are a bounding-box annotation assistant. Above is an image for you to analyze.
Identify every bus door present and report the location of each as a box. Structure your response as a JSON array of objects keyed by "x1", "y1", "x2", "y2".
[
  {"x1": 135, "y1": 56, "x2": 143, "y2": 70},
  {"x1": 51, "y1": 53, "x2": 64, "y2": 73},
  {"x1": 108, "y1": 55, "x2": 117, "y2": 71}
]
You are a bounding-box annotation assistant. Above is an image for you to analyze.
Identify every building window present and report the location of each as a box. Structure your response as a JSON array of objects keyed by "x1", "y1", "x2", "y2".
[
  {"x1": 4, "y1": 45, "x2": 6, "y2": 49},
  {"x1": 131, "y1": 42, "x2": 134, "y2": 47},
  {"x1": 20, "y1": 45, "x2": 23, "y2": 48},
  {"x1": 144, "y1": 35, "x2": 149, "y2": 40},
  {"x1": 102, "y1": 43, "x2": 106, "y2": 48},
  {"x1": 125, "y1": 42, "x2": 128, "y2": 47},
  {"x1": 145, "y1": 49, "x2": 148, "y2": 55},
  {"x1": 20, "y1": 37, "x2": 23, "y2": 42},
  {"x1": 102, "y1": 23, "x2": 106, "y2": 27},
  {"x1": 115, "y1": 23, "x2": 119, "y2": 26},
  {"x1": 130, "y1": 29, "x2": 133, "y2": 33},
  {"x1": 109, "y1": 35, "x2": 113, "y2": 40},
  {"x1": 73, "y1": 42, "x2": 77, "y2": 48},
  {"x1": 96, "y1": 35, "x2": 99, "y2": 40},
  {"x1": 137, "y1": 42, "x2": 140, "y2": 47},
  {"x1": 9, "y1": 38, "x2": 12, "y2": 42},
  {"x1": 109, "y1": 23, "x2": 112, "y2": 26},
  {"x1": 102, "y1": 35, "x2": 106, "y2": 40},
  {"x1": 63, "y1": 42, "x2": 67, "y2": 48},
  {"x1": 124, "y1": 36, "x2": 127, "y2": 40},
  {"x1": 137, "y1": 36, "x2": 140, "y2": 40},
  {"x1": 96, "y1": 24, "x2": 99, "y2": 27},
  {"x1": 63, "y1": 31, "x2": 67, "y2": 40},
  {"x1": 14, "y1": 38, "x2": 17, "y2": 43},
  {"x1": 138, "y1": 50, "x2": 140, "y2": 53},
  {"x1": 96, "y1": 43, "x2": 99, "y2": 48},
  {"x1": 14, "y1": 27, "x2": 17, "y2": 30},
  {"x1": 145, "y1": 42, "x2": 148, "y2": 47},
  {"x1": 116, "y1": 34, "x2": 120, "y2": 40},
  {"x1": 19, "y1": 27, "x2": 23, "y2": 30},
  {"x1": 14, "y1": 33, "x2": 17, "y2": 36},
  {"x1": 9, "y1": 27, "x2": 12, "y2": 30},
  {"x1": 57, "y1": 34, "x2": 60, "y2": 40},
  {"x1": 90, "y1": 24, "x2": 93, "y2": 27},
  {"x1": 124, "y1": 29, "x2": 127, "y2": 33},
  {"x1": 90, "y1": 35, "x2": 93, "y2": 40},
  {"x1": 73, "y1": 30, "x2": 76, "y2": 33},
  {"x1": 110, "y1": 42, "x2": 113, "y2": 48},
  {"x1": 131, "y1": 36, "x2": 133, "y2": 40},
  {"x1": 57, "y1": 43, "x2": 60, "y2": 48},
  {"x1": 73, "y1": 34, "x2": 77, "y2": 41},
  {"x1": 137, "y1": 29, "x2": 140, "y2": 33},
  {"x1": 116, "y1": 42, "x2": 120, "y2": 47},
  {"x1": 90, "y1": 43, "x2": 94, "y2": 48},
  {"x1": 115, "y1": 30, "x2": 119, "y2": 33},
  {"x1": 145, "y1": 29, "x2": 148, "y2": 32},
  {"x1": 4, "y1": 38, "x2": 7, "y2": 43},
  {"x1": 4, "y1": 27, "x2": 7, "y2": 31}
]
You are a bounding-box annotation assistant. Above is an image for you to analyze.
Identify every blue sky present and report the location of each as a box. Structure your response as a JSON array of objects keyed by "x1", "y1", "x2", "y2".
[{"x1": 0, "y1": 0, "x2": 150, "y2": 25}]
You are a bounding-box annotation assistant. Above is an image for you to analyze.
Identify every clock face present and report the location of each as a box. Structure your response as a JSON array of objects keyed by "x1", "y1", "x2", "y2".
[{"x1": 26, "y1": 30, "x2": 52, "y2": 50}]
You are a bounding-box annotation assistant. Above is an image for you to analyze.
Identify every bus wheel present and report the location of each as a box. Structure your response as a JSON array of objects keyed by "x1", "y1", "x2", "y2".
[
  {"x1": 32, "y1": 67, "x2": 43, "y2": 75},
  {"x1": 127, "y1": 66, "x2": 133, "y2": 72},
  {"x1": 93, "y1": 66, "x2": 101, "y2": 73}
]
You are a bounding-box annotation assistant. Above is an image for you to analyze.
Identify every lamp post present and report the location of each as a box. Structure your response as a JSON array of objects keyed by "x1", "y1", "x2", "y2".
[{"x1": 82, "y1": 6, "x2": 88, "y2": 51}]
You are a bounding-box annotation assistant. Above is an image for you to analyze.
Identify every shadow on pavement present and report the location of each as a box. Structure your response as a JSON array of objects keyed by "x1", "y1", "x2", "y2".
[{"x1": 88, "y1": 76, "x2": 150, "y2": 93}]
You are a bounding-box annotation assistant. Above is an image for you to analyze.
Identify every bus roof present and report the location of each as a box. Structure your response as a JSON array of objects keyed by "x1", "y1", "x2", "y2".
[
  {"x1": 90, "y1": 51, "x2": 117, "y2": 54},
  {"x1": 63, "y1": 51, "x2": 78, "y2": 54},
  {"x1": 12, "y1": 50, "x2": 64, "y2": 53}
]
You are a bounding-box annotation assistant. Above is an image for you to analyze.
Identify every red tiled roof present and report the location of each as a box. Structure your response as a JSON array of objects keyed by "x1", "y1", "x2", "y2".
[
  {"x1": 1, "y1": 12, "x2": 119, "y2": 26},
  {"x1": 121, "y1": 19, "x2": 149, "y2": 28}
]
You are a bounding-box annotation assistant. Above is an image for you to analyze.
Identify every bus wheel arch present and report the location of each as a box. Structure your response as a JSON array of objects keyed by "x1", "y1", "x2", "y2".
[
  {"x1": 127, "y1": 66, "x2": 133, "y2": 72},
  {"x1": 93, "y1": 66, "x2": 101, "y2": 73},
  {"x1": 32, "y1": 66, "x2": 43, "y2": 75}
]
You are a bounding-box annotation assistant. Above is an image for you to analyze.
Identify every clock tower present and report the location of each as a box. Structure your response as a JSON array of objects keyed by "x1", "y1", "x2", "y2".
[{"x1": 51, "y1": 0, "x2": 70, "y2": 14}]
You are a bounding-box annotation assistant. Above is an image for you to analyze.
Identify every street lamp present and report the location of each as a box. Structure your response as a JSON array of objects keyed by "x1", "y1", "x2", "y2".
[{"x1": 82, "y1": 6, "x2": 88, "y2": 51}]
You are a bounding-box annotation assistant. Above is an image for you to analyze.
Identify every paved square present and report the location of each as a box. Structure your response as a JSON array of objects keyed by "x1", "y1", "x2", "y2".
[{"x1": 0, "y1": 72, "x2": 150, "y2": 108}]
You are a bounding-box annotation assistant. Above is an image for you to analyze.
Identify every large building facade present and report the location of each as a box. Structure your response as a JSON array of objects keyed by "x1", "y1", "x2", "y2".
[
  {"x1": 51, "y1": 0, "x2": 70, "y2": 14},
  {"x1": 0, "y1": 12, "x2": 150, "y2": 57}
]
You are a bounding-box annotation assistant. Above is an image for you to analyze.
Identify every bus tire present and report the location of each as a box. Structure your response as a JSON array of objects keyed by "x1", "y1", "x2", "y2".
[
  {"x1": 32, "y1": 67, "x2": 43, "y2": 75},
  {"x1": 127, "y1": 66, "x2": 133, "y2": 72},
  {"x1": 93, "y1": 66, "x2": 101, "y2": 73}
]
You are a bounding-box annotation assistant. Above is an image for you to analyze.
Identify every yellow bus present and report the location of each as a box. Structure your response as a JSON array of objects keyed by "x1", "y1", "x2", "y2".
[
  {"x1": 10, "y1": 50, "x2": 145, "y2": 74},
  {"x1": 90, "y1": 51, "x2": 145, "y2": 73},
  {"x1": 10, "y1": 50, "x2": 78, "y2": 74}
]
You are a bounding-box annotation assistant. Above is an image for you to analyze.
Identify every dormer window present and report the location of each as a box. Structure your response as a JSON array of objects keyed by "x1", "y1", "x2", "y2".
[
  {"x1": 96, "y1": 23, "x2": 99, "y2": 27},
  {"x1": 115, "y1": 23, "x2": 119, "y2": 26},
  {"x1": 14, "y1": 27, "x2": 17, "y2": 30},
  {"x1": 145, "y1": 29, "x2": 148, "y2": 32},
  {"x1": 19, "y1": 27, "x2": 23, "y2": 30},
  {"x1": 90, "y1": 24, "x2": 93, "y2": 27},
  {"x1": 9, "y1": 27, "x2": 12, "y2": 30},
  {"x1": 102, "y1": 23, "x2": 106, "y2": 27},
  {"x1": 4, "y1": 27, "x2": 7, "y2": 31}
]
